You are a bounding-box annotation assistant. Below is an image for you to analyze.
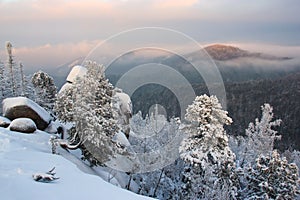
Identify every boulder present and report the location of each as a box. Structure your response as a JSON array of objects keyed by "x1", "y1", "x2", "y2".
[
  {"x1": 2, "y1": 97, "x2": 52, "y2": 130},
  {"x1": 66, "y1": 65, "x2": 87, "y2": 83},
  {"x1": 9, "y1": 118, "x2": 37, "y2": 133},
  {"x1": 0, "y1": 116, "x2": 11, "y2": 128},
  {"x1": 112, "y1": 89, "x2": 132, "y2": 138}
]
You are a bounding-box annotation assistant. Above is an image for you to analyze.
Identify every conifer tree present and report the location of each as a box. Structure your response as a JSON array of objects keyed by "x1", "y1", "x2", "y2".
[
  {"x1": 55, "y1": 62, "x2": 121, "y2": 166},
  {"x1": 0, "y1": 60, "x2": 4, "y2": 100},
  {"x1": 5, "y1": 41, "x2": 16, "y2": 96},
  {"x1": 31, "y1": 70, "x2": 57, "y2": 113},
  {"x1": 230, "y1": 103, "x2": 282, "y2": 167},
  {"x1": 179, "y1": 94, "x2": 238, "y2": 199},
  {"x1": 73, "y1": 62, "x2": 119, "y2": 165},
  {"x1": 243, "y1": 150, "x2": 299, "y2": 199}
]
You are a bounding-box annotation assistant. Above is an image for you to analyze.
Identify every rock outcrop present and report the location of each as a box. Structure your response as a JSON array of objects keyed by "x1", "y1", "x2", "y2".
[{"x1": 2, "y1": 97, "x2": 52, "y2": 130}]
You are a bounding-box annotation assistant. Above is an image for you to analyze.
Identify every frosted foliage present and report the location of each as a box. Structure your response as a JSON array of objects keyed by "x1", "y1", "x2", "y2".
[
  {"x1": 180, "y1": 94, "x2": 234, "y2": 168},
  {"x1": 54, "y1": 86, "x2": 75, "y2": 123},
  {"x1": 73, "y1": 61, "x2": 120, "y2": 165},
  {"x1": 291, "y1": 151, "x2": 300, "y2": 174},
  {"x1": 31, "y1": 71, "x2": 57, "y2": 112},
  {"x1": 179, "y1": 95, "x2": 238, "y2": 199},
  {"x1": 185, "y1": 94, "x2": 232, "y2": 127},
  {"x1": 246, "y1": 103, "x2": 281, "y2": 155},
  {"x1": 129, "y1": 111, "x2": 183, "y2": 174},
  {"x1": 0, "y1": 61, "x2": 5, "y2": 102},
  {"x1": 243, "y1": 150, "x2": 299, "y2": 200},
  {"x1": 0, "y1": 48, "x2": 34, "y2": 114},
  {"x1": 230, "y1": 103, "x2": 282, "y2": 167}
]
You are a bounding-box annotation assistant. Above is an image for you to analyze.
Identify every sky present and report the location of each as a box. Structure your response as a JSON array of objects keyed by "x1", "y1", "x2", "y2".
[{"x1": 0, "y1": 0, "x2": 299, "y2": 72}]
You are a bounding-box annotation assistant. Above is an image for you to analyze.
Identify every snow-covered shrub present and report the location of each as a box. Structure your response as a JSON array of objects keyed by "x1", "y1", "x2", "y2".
[
  {"x1": 179, "y1": 94, "x2": 238, "y2": 199},
  {"x1": 242, "y1": 150, "x2": 299, "y2": 199}
]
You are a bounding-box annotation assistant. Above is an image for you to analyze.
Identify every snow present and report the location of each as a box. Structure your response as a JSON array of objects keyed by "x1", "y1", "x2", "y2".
[
  {"x1": 66, "y1": 65, "x2": 87, "y2": 83},
  {"x1": 114, "y1": 91, "x2": 132, "y2": 116},
  {"x1": 0, "y1": 116, "x2": 11, "y2": 127},
  {"x1": 58, "y1": 82, "x2": 73, "y2": 94},
  {"x1": 112, "y1": 131, "x2": 131, "y2": 147},
  {"x1": 44, "y1": 121, "x2": 62, "y2": 134},
  {"x1": 2, "y1": 97, "x2": 52, "y2": 124},
  {"x1": 0, "y1": 127, "x2": 153, "y2": 200}
]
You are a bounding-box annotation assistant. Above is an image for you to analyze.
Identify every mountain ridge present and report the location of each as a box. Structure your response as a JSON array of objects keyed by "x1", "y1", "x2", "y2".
[{"x1": 203, "y1": 44, "x2": 292, "y2": 61}]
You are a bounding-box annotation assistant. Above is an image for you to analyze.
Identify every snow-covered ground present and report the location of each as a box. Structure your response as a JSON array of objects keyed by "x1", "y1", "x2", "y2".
[{"x1": 0, "y1": 127, "x2": 152, "y2": 200}]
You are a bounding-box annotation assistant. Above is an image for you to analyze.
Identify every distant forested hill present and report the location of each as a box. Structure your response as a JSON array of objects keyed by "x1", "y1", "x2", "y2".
[{"x1": 131, "y1": 72, "x2": 300, "y2": 151}]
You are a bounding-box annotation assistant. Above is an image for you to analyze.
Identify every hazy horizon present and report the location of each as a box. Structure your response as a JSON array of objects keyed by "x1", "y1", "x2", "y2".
[{"x1": 0, "y1": 0, "x2": 299, "y2": 73}]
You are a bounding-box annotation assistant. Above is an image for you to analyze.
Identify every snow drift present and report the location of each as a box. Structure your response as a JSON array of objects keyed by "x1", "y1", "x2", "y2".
[{"x1": 0, "y1": 127, "x2": 152, "y2": 200}]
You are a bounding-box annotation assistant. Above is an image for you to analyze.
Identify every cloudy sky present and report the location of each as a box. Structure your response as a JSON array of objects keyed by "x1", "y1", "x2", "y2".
[{"x1": 0, "y1": 0, "x2": 299, "y2": 72}]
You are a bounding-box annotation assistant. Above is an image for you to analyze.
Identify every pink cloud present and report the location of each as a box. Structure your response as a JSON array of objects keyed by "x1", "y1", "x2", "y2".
[
  {"x1": 0, "y1": 0, "x2": 116, "y2": 21},
  {"x1": 0, "y1": 0, "x2": 201, "y2": 23},
  {"x1": 0, "y1": 40, "x2": 100, "y2": 70},
  {"x1": 155, "y1": 0, "x2": 199, "y2": 8}
]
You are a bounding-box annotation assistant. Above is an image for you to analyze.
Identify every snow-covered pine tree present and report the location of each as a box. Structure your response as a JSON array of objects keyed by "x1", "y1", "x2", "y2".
[
  {"x1": 5, "y1": 41, "x2": 17, "y2": 97},
  {"x1": 242, "y1": 150, "x2": 299, "y2": 199},
  {"x1": 130, "y1": 113, "x2": 183, "y2": 199},
  {"x1": 1, "y1": 42, "x2": 34, "y2": 100},
  {"x1": 230, "y1": 103, "x2": 282, "y2": 167},
  {"x1": 55, "y1": 84, "x2": 75, "y2": 123},
  {"x1": 18, "y1": 62, "x2": 33, "y2": 98},
  {"x1": 31, "y1": 70, "x2": 57, "y2": 113},
  {"x1": 0, "y1": 60, "x2": 4, "y2": 104},
  {"x1": 64, "y1": 61, "x2": 121, "y2": 166},
  {"x1": 179, "y1": 94, "x2": 238, "y2": 199}
]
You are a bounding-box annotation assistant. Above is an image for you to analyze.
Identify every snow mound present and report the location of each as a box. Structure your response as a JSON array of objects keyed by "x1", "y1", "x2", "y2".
[
  {"x1": 0, "y1": 128, "x2": 152, "y2": 200},
  {"x1": 44, "y1": 120, "x2": 64, "y2": 134},
  {"x1": 9, "y1": 118, "x2": 37, "y2": 133},
  {"x1": 2, "y1": 97, "x2": 52, "y2": 130},
  {"x1": 59, "y1": 82, "x2": 73, "y2": 94},
  {"x1": 66, "y1": 65, "x2": 87, "y2": 83},
  {"x1": 0, "y1": 116, "x2": 11, "y2": 128},
  {"x1": 113, "y1": 131, "x2": 131, "y2": 147}
]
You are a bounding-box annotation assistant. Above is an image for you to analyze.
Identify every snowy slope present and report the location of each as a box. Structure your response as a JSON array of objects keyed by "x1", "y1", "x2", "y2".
[{"x1": 0, "y1": 128, "x2": 152, "y2": 200}]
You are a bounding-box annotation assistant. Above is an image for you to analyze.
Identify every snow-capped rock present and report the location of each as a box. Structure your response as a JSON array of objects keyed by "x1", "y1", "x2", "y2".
[
  {"x1": 0, "y1": 116, "x2": 11, "y2": 128},
  {"x1": 9, "y1": 118, "x2": 37, "y2": 133},
  {"x1": 66, "y1": 65, "x2": 87, "y2": 83},
  {"x1": 114, "y1": 90, "x2": 132, "y2": 118},
  {"x1": 113, "y1": 89, "x2": 132, "y2": 137},
  {"x1": 2, "y1": 97, "x2": 52, "y2": 130},
  {"x1": 58, "y1": 82, "x2": 73, "y2": 94}
]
